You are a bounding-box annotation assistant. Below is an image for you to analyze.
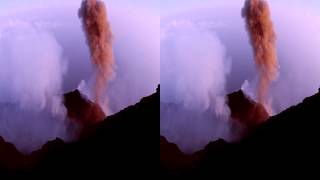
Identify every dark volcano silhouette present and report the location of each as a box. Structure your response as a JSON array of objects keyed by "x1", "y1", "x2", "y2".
[
  {"x1": 0, "y1": 137, "x2": 27, "y2": 173},
  {"x1": 160, "y1": 88, "x2": 320, "y2": 177},
  {"x1": 160, "y1": 135, "x2": 193, "y2": 176},
  {"x1": 0, "y1": 86, "x2": 159, "y2": 177}
]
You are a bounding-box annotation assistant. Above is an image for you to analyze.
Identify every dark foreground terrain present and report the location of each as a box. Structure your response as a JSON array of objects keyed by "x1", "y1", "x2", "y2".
[
  {"x1": 161, "y1": 89, "x2": 320, "y2": 177},
  {"x1": 0, "y1": 86, "x2": 159, "y2": 177}
]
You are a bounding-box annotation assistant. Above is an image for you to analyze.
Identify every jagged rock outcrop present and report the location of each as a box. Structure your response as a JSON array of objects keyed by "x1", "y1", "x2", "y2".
[
  {"x1": 227, "y1": 90, "x2": 269, "y2": 130},
  {"x1": 64, "y1": 89, "x2": 105, "y2": 127}
]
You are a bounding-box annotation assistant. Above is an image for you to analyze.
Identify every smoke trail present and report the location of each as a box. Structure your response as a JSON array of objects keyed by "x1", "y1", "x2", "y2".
[
  {"x1": 78, "y1": 0, "x2": 114, "y2": 112},
  {"x1": 242, "y1": 0, "x2": 278, "y2": 110}
]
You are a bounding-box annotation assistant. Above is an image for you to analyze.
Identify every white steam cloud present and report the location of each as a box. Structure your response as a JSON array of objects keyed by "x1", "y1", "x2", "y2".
[
  {"x1": 160, "y1": 20, "x2": 231, "y2": 153},
  {"x1": 0, "y1": 21, "x2": 75, "y2": 154}
]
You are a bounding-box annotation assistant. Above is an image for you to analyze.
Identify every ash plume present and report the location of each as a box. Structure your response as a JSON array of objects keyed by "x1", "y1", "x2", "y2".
[
  {"x1": 78, "y1": 0, "x2": 115, "y2": 112},
  {"x1": 242, "y1": 0, "x2": 278, "y2": 111}
]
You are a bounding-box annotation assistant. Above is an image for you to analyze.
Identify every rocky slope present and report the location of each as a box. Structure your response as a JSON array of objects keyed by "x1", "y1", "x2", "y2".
[
  {"x1": 0, "y1": 86, "x2": 159, "y2": 177},
  {"x1": 160, "y1": 88, "x2": 320, "y2": 177}
]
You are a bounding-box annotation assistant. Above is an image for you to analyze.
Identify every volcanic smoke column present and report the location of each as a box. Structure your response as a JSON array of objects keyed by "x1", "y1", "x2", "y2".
[
  {"x1": 79, "y1": 0, "x2": 114, "y2": 112},
  {"x1": 242, "y1": 0, "x2": 278, "y2": 111}
]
